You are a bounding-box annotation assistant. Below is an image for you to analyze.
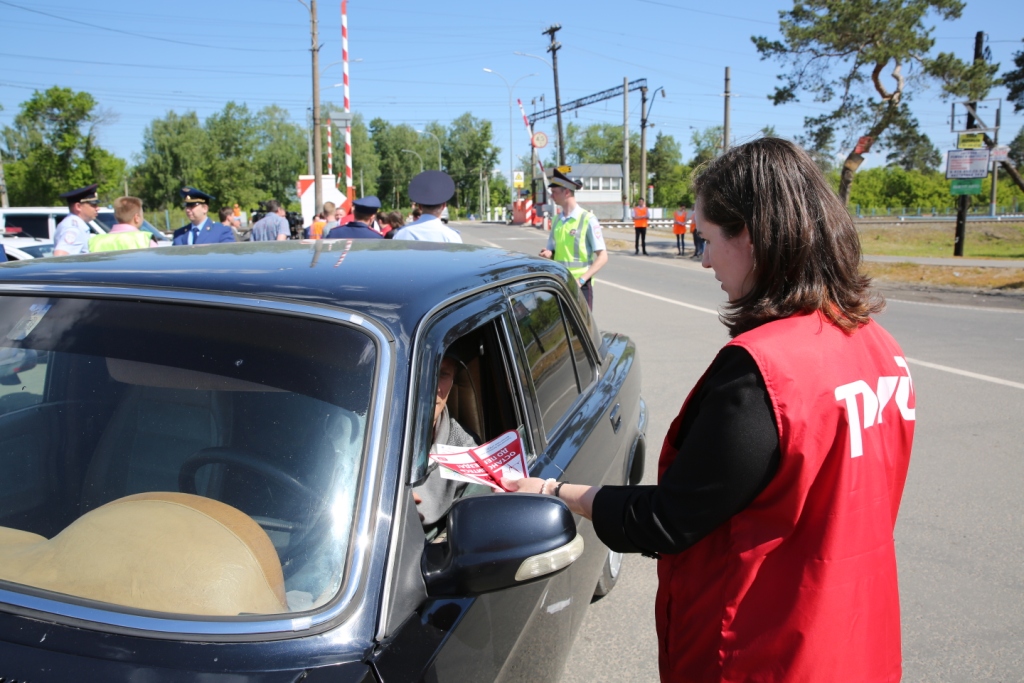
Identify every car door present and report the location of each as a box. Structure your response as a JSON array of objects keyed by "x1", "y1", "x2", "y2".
[
  {"x1": 374, "y1": 287, "x2": 577, "y2": 683},
  {"x1": 503, "y1": 281, "x2": 633, "y2": 636}
]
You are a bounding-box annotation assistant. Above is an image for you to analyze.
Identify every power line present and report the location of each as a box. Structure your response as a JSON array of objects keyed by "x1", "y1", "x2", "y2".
[{"x1": 0, "y1": 0, "x2": 307, "y2": 53}]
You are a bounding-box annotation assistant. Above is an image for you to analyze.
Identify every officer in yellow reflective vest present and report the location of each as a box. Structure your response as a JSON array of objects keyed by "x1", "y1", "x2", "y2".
[{"x1": 539, "y1": 166, "x2": 609, "y2": 310}]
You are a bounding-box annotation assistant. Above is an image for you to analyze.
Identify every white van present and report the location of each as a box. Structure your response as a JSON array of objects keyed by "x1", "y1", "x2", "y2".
[{"x1": 0, "y1": 207, "x2": 171, "y2": 245}]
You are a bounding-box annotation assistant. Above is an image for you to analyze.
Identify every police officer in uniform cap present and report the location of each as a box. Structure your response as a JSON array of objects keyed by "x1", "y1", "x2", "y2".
[
  {"x1": 539, "y1": 166, "x2": 608, "y2": 310},
  {"x1": 392, "y1": 171, "x2": 462, "y2": 243},
  {"x1": 326, "y1": 196, "x2": 384, "y2": 239},
  {"x1": 172, "y1": 187, "x2": 236, "y2": 245},
  {"x1": 53, "y1": 184, "x2": 100, "y2": 257}
]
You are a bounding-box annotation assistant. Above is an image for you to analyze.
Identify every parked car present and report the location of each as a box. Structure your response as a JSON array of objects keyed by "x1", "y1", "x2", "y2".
[
  {"x1": 1, "y1": 234, "x2": 55, "y2": 260},
  {"x1": 0, "y1": 240, "x2": 646, "y2": 681},
  {"x1": 0, "y1": 207, "x2": 171, "y2": 245}
]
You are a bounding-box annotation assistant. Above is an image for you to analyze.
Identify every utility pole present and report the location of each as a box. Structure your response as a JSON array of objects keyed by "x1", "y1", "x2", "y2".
[
  {"x1": 723, "y1": 66, "x2": 731, "y2": 153},
  {"x1": 302, "y1": 0, "x2": 324, "y2": 216},
  {"x1": 989, "y1": 105, "x2": 1000, "y2": 217},
  {"x1": 544, "y1": 24, "x2": 566, "y2": 166},
  {"x1": 640, "y1": 86, "x2": 648, "y2": 207},
  {"x1": 0, "y1": 149, "x2": 8, "y2": 207},
  {"x1": 623, "y1": 77, "x2": 630, "y2": 217},
  {"x1": 954, "y1": 32, "x2": 984, "y2": 257}
]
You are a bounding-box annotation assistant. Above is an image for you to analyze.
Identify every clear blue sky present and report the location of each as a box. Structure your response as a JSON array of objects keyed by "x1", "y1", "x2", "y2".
[{"x1": 1, "y1": 0, "x2": 1022, "y2": 179}]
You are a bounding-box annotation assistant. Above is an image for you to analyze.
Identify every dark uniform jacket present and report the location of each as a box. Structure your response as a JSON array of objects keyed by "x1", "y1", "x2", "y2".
[{"x1": 172, "y1": 218, "x2": 236, "y2": 245}]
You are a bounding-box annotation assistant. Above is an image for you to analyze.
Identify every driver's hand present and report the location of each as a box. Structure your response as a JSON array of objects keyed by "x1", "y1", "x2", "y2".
[
  {"x1": 412, "y1": 491, "x2": 424, "y2": 522},
  {"x1": 539, "y1": 248, "x2": 553, "y2": 259}
]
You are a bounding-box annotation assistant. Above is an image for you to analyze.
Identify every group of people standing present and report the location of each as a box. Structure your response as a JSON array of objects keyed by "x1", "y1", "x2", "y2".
[{"x1": 630, "y1": 197, "x2": 704, "y2": 258}]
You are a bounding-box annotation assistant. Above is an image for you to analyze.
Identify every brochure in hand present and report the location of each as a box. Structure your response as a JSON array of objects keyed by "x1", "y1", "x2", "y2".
[{"x1": 429, "y1": 429, "x2": 529, "y2": 492}]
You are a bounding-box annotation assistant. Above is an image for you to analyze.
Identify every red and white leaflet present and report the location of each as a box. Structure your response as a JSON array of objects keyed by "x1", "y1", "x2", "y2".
[{"x1": 429, "y1": 430, "x2": 529, "y2": 491}]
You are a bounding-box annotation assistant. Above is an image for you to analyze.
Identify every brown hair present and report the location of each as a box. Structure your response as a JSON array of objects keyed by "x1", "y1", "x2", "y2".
[
  {"x1": 692, "y1": 137, "x2": 883, "y2": 337},
  {"x1": 321, "y1": 201, "x2": 336, "y2": 216},
  {"x1": 113, "y1": 196, "x2": 143, "y2": 224},
  {"x1": 218, "y1": 207, "x2": 234, "y2": 222}
]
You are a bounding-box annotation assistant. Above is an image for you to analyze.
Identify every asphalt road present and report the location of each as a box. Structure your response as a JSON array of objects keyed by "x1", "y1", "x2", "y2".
[{"x1": 455, "y1": 220, "x2": 1024, "y2": 683}]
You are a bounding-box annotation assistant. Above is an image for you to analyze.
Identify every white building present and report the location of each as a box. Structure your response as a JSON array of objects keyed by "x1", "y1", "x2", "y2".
[{"x1": 546, "y1": 164, "x2": 623, "y2": 220}]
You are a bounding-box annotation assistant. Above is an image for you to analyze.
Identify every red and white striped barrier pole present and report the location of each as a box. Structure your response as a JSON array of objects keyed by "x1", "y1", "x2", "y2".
[
  {"x1": 326, "y1": 117, "x2": 333, "y2": 182},
  {"x1": 341, "y1": 1, "x2": 354, "y2": 204},
  {"x1": 517, "y1": 98, "x2": 546, "y2": 225}
]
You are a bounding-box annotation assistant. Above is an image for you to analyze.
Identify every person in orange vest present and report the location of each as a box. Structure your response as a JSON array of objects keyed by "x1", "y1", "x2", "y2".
[
  {"x1": 672, "y1": 203, "x2": 689, "y2": 256},
  {"x1": 632, "y1": 198, "x2": 649, "y2": 255}
]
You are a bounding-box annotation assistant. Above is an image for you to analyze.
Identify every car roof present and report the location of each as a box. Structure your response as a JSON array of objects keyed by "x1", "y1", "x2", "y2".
[{"x1": 0, "y1": 240, "x2": 570, "y2": 338}]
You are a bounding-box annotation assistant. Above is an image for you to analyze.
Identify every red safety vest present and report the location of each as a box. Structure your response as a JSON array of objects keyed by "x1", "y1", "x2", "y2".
[
  {"x1": 672, "y1": 210, "x2": 687, "y2": 235},
  {"x1": 633, "y1": 206, "x2": 649, "y2": 228},
  {"x1": 656, "y1": 311, "x2": 914, "y2": 683}
]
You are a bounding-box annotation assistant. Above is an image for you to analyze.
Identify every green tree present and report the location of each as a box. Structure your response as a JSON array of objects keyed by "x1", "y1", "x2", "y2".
[
  {"x1": 753, "y1": 0, "x2": 996, "y2": 205},
  {"x1": 344, "y1": 113, "x2": 381, "y2": 198},
  {"x1": 203, "y1": 102, "x2": 261, "y2": 209},
  {"x1": 646, "y1": 132, "x2": 693, "y2": 206},
  {"x1": 1, "y1": 86, "x2": 126, "y2": 205},
  {"x1": 1008, "y1": 125, "x2": 1024, "y2": 168},
  {"x1": 884, "y1": 107, "x2": 941, "y2": 171},
  {"x1": 131, "y1": 111, "x2": 208, "y2": 210},
  {"x1": 442, "y1": 113, "x2": 500, "y2": 212},
  {"x1": 369, "y1": 118, "x2": 424, "y2": 208},
  {"x1": 1004, "y1": 39, "x2": 1024, "y2": 112},
  {"x1": 689, "y1": 126, "x2": 723, "y2": 166},
  {"x1": 253, "y1": 105, "x2": 306, "y2": 207}
]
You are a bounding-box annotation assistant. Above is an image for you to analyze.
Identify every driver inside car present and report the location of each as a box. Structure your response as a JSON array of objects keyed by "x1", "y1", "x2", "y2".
[{"x1": 412, "y1": 353, "x2": 479, "y2": 530}]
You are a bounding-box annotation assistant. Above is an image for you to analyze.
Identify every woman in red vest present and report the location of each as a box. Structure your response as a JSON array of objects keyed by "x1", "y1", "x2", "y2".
[{"x1": 508, "y1": 137, "x2": 915, "y2": 683}]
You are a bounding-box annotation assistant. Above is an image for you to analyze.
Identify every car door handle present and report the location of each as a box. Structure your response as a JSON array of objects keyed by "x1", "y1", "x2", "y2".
[{"x1": 609, "y1": 403, "x2": 622, "y2": 433}]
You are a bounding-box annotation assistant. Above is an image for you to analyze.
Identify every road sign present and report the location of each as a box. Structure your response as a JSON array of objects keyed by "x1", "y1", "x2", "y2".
[
  {"x1": 991, "y1": 146, "x2": 1010, "y2": 162},
  {"x1": 946, "y1": 149, "x2": 991, "y2": 179},
  {"x1": 957, "y1": 133, "x2": 985, "y2": 149},
  {"x1": 531, "y1": 131, "x2": 548, "y2": 149},
  {"x1": 513, "y1": 171, "x2": 525, "y2": 189},
  {"x1": 950, "y1": 178, "x2": 983, "y2": 195}
]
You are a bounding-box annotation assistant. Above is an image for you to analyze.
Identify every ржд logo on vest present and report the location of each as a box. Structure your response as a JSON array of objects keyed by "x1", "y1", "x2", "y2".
[{"x1": 834, "y1": 356, "x2": 915, "y2": 458}]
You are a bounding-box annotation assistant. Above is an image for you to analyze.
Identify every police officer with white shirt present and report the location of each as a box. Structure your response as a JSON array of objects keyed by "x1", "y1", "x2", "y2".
[
  {"x1": 392, "y1": 171, "x2": 463, "y2": 243},
  {"x1": 53, "y1": 184, "x2": 100, "y2": 257}
]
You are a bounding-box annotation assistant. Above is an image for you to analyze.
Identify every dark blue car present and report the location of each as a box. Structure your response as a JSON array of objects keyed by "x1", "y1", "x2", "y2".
[{"x1": 0, "y1": 240, "x2": 646, "y2": 682}]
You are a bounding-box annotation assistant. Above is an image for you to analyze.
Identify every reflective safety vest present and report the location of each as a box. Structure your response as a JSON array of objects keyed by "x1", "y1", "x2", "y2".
[
  {"x1": 632, "y1": 205, "x2": 649, "y2": 228},
  {"x1": 88, "y1": 231, "x2": 151, "y2": 252},
  {"x1": 672, "y1": 210, "x2": 688, "y2": 235},
  {"x1": 552, "y1": 209, "x2": 597, "y2": 280}
]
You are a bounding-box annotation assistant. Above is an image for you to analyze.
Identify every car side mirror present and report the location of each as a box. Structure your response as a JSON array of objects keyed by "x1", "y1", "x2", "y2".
[{"x1": 422, "y1": 494, "x2": 583, "y2": 597}]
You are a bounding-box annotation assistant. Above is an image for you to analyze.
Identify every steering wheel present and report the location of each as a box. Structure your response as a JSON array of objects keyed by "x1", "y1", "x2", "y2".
[{"x1": 178, "y1": 447, "x2": 319, "y2": 567}]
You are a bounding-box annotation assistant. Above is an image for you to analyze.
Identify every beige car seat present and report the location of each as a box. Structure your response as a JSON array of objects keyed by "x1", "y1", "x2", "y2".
[{"x1": 0, "y1": 492, "x2": 287, "y2": 616}]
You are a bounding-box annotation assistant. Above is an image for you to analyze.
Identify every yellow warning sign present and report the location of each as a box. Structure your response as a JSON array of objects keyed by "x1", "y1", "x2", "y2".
[
  {"x1": 513, "y1": 171, "x2": 525, "y2": 189},
  {"x1": 957, "y1": 133, "x2": 985, "y2": 149}
]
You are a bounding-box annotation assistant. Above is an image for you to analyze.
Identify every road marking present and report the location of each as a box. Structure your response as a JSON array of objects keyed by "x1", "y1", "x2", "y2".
[
  {"x1": 905, "y1": 358, "x2": 1024, "y2": 390},
  {"x1": 887, "y1": 298, "x2": 1024, "y2": 315},
  {"x1": 601, "y1": 280, "x2": 720, "y2": 316},
  {"x1": 476, "y1": 238, "x2": 502, "y2": 248},
  {"x1": 601, "y1": 280, "x2": 1024, "y2": 390}
]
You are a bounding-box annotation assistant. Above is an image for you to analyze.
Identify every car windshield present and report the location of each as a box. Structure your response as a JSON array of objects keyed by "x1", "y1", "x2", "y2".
[{"x1": 0, "y1": 296, "x2": 376, "y2": 620}]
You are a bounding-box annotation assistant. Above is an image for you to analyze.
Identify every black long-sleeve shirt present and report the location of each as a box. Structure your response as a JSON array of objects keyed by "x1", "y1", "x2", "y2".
[{"x1": 592, "y1": 346, "x2": 780, "y2": 556}]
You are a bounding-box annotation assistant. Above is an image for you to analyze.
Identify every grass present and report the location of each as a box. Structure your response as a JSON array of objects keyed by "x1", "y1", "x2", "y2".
[
  {"x1": 862, "y1": 262, "x2": 1024, "y2": 291},
  {"x1": 857, "y1": 221, "x2": 1024, "y2": 259}
]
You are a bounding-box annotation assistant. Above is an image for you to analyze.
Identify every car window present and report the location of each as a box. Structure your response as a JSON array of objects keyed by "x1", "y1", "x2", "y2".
[
  {"x1": 2, "y1": 214, "x2": 50, "y2": 239},
  {"x1": 93, "y1": 213, "x2": 116, "y2": 230},
  {"x1": 17, "y1": 244, "x2": 54, "y2": 259},
  {"x1": 510, "y1": 290, "x2": 579, "y2": 434},
  {"x1": 565, "y1": 306, "x2": 596, "y2": 389},
  {"x1": 0, "y1": 295, "x2": 377, "y2": 619}
]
